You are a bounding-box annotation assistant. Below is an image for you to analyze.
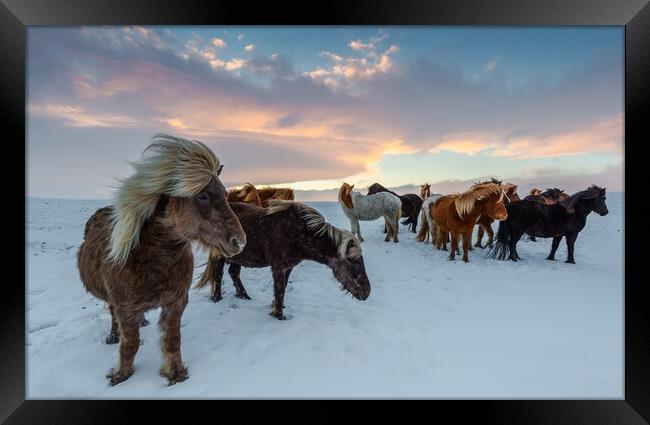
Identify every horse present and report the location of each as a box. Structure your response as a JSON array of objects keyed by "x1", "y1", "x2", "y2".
[
  {"x1": 197, "y1": 200, "x2": 371, "y2": 319},
  {"x1": 339, "y1": 183, "x2": 402, "y2": 242},
  {"x1": 489, "y1": 185, "x2": 608, "y2": 263},
  {"x1": 77, "y1": 134, "x2": 246, "y2": 386},
  {"x1": 415, "y1": 192, "x2": 445, "y2": 244},
  {"x1": 367, "y1": 183, "x2": 423, "y2": 233},
  {"x1": 522, "y1": 188, "x2": 570, "y2": 241},
  {"x1": 227, "y1": 183, "x2": 262, "y2": 207},
  {"x1": 474, "y1": 180, "x2": 521, "y2": 248},
  {"x1": 430, "y1": 182, "x2": 508, "y2": 262},
  {"x1": 420, "y1": 183, "x2": 431, "y2": 200},
  {"x1": 257, "y1": 186, "x2": 295, "y2": 207}
]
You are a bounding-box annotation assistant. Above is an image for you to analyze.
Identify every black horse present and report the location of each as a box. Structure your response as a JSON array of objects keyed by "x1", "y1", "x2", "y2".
[
  {"x1": 489, "y1": 185, "x2": 608, "y2": 263},
  {"x1": 367, "y1": 183, "x2": 423, "y2": 233},
  {"x1": 197, "y1": 201, "x2": 371, "y2": 320}
]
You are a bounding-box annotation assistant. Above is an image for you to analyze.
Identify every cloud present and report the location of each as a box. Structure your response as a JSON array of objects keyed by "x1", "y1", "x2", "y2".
[
  {"x1": 238, "y1": 34, "x2": 245, "y2": 41},
  {"x1": 485, "y1": 60, "x2": 497, "y2": 71},
  {"x1": 29, "y1": 101, "x2": 138, "y2": 128},
  {"x1": 244, "y1": 44, "x2": 255, "y2": 52},
  {"x1": 306, "y1": 32, "x2": 400, "y2": 91},
  {"x1": 211, "y1": 38, "x2": 226, "y2": 48},
  {"x1": 27, "y1": 27, "x2": 624, "y2": 196}
]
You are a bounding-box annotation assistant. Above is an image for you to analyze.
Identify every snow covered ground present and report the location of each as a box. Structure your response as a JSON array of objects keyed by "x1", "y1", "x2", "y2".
[{"x1": 26, "y1": 193, "x2": 624, "y2": 398}]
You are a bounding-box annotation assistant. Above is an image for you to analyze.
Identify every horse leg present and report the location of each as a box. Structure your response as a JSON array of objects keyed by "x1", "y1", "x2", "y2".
[
  {"x1": 229, "y1": 263, "x2": 251, "y2": 300},
  {"x1": 105, "y1": 304, "x2": 120, "y2": 344},
  {"x1": 485, "y1": 223, "x2": 495, "y2": 248},
  {"x1": 106, "y1": 310, "x2": 141, "y2": 385},
  {"x1": 392, "y1": 215, "x2": 399, "y2": 243},
  {"x1": 565, "y1": 233, "x2": 578, "y2": 264},
  {"x1": 210, "y1": 257, "x2": 226, "y2": 302},
  {"x1": 352, "y1": 218, "x2": 364, "y2": 242},
  {"x1": 509, "y1": 230, "x2": 524, "y2": 261},
  {"x1": 546, "y1": 236, "x2": 562, "y2": 260},
  {"x1": 159, "y1": 295, "x2": 189, "y2": 385},
  {"x1": 475, "y1": 225, "x2": 485, "y2": 248},
  {"x1": 462, "y1": 231, "x2": 472, "y2": 262},
  {"x1": 410, "y1": 211, "x2": 419, "y2": 233},
  {"x1": 270, "y1": 266, "x2": 291, "y2": 320},
  {"x1": 384, "y1": 217, "x2": 392, "y2": 242},
  {"x1": 448, "y1": 233, "x2": 458, "y2": 261}
]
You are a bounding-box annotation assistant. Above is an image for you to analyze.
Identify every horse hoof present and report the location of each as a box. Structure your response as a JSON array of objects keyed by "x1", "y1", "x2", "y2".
[
  {"x1": 210, "y1": 295, "x2": 222, "y2": 303},
  {"x1": 565, "y1": 260, "x2": 576, "y2": 264},
  {"x1": 105, "y1": 334, "x2": 119, "y2": 344},
  {"x1": 106, "y1": 369, "x2": 133, "y2": 386},
  {"x1": 474, "y1": 244, "x2": 482, "y2": 249},
  {"x1": 235, "y1": 293, "x2": 251, "y2": 300},
  {"x1": 393, "y1": 239, "x2": 399, "y2": 243},
  {"x1": 270, "y1": 311, "x2": 286, "y2": 320},
  {"x1": 160, "y1": 365, "x2": 189, "y2": 385},
  {"x1": 546, "y1": 257, "x2": 555, "y2": 261}
]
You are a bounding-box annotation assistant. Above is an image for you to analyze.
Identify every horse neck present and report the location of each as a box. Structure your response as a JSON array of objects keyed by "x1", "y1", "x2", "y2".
[
  {"x1": 572, "y1": 198, "x2": 593, "y2": 219},
  {"x1": 466, "y1": 198, "x2": 493, "y2": 221},
  {"x1": 302, "y1": 232, "x2": 337, "y2": 265},
  {"x1": 139, "y1": 199, "x2": 189, "y2": 255}
]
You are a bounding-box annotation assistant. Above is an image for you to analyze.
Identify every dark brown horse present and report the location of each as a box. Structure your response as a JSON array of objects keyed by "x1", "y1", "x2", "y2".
[
  {"x1": 78, "y1": 134, "x2": 246, "y2": 386},
  {"x1": 474, "y1": 180, "x2": 521, "y2": 248},
  {"x1": 198, "y1": 200, "x2": 371, "y2": 320},
  {"x1": 431, "y1": 182, "x2": 508, "y2": 262},
  {"x1": 490, "y1": 185, "x2": 608, "y2": 263},
  {"x1": 523, "y1": 188, "x2": 570, "y2": 241},
  {"x1": 367, "y1": 183, "x2": 423, "y2": 233}
]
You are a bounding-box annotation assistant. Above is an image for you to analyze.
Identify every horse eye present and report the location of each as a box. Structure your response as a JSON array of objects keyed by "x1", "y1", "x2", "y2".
[{"x1": 197, "y1": 193, "x2": 209, "y2": 202}]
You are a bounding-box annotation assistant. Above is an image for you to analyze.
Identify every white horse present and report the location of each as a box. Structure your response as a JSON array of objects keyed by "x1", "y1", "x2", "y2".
[
  {"x1": 416, "y1": 193, "x2": 444, "y2": 244},
  {"x1": 338, "y1": 183, "x2": 402, "y2": 242}
]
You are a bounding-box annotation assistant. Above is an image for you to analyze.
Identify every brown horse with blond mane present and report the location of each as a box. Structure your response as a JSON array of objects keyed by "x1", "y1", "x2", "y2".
[
  {"x1": 474, "y1": 179, "x2": 521, "y2": 248},
  {"x1": 227, "y1": 183, "x2": 294, "y2": 208},
  {"x1": 431, "y1": 182, "x2": 508, "y2": 262}
]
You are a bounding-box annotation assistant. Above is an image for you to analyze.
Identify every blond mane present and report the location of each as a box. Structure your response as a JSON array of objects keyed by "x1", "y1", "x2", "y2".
[
  {"x1": 108, "y1": 134, "x2": 221, "y2": 265},
  {"x1": 454, "y1": 182, "x2": 504, "y2": 218},
  {"x1": 266, "y1": 200, "x2": 362, "y2": 259}
]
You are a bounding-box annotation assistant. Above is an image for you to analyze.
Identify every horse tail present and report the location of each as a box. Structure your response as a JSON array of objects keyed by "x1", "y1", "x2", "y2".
[
  {"x1": 196, "y1": 249, "x2": 220, "y2": 288},
  {"x1": 394, "y1": 203, "x2": 402, "y2": 232},
  {"x1": 489, "y1": 220, "x2": 511, "y2": 260}
]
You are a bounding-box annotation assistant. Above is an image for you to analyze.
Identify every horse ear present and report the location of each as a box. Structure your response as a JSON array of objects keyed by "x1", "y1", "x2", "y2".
[
  {"x1": 217, "y1": 164, "x2": 224, "y2": 176},
  {"x1": 350, "y1": 184, "x2": 354, "y2": 190}
]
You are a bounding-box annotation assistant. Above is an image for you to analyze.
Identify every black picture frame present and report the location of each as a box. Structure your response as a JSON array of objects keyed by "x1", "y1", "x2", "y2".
[{"x1": 3, "y1": 0, "x2": 649, "y2": 423}]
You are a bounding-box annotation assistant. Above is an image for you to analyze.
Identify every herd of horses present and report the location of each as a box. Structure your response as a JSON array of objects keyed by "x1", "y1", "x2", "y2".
[{"x1": 77, "y1": 134, "x2": 609, "y2": 386}]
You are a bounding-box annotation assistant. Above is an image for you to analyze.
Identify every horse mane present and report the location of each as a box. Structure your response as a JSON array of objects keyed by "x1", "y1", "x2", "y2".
[
  {"x1": 339, "y1": 184, "x2": 354, "y2": 209},
  {"x1": 108, "y1": 134, "x2": 221, "y2": 265},
  {"x1": 560, "y1": 185, "x2": 605, "y2": 213},
  {"x1": 266, "y1": 200, "x2": 361, "y2": 259},
  {"x1": 529, "y1": 188, "x2": 542, "y2": 196},
  {"x1": 454, "y1": 183, "x2": 504, "y2": 218}
]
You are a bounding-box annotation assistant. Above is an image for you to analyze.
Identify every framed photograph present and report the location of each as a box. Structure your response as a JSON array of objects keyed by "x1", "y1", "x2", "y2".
[{"x1": 4, "y1": 0, "x2": 649, "y2": 423}]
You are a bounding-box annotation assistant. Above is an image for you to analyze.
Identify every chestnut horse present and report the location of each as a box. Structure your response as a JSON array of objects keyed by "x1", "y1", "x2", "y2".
[
  {"x1": 198, "y1": 200, "x2": 371, "y2": 319},
  {"x1": 474, "y1": 180, "x2": 521, "y2": 248},
  {"x1": 431, "y1": 182, "x2": 508, "y2": 262},
  {"x1": 78, "y1": 134, "x2": 246, "y2": 386},
  {"x1": 227, "y1": 183, "x2": 262, "y2": 207},
  {"x1": 257, "y1": 186, "x2": 295, "y2": 207},
  {"x1": 227, "y1": 184, "x2": 294, "y2": 208},
  {"x1": 420, "y1": 183, "x2": 431, "y2": 200}
]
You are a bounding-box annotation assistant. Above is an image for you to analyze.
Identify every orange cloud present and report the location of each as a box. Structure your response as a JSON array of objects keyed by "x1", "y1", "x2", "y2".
[{"x1": 29, "y1": 101, "x2": 138, "y2": 128}]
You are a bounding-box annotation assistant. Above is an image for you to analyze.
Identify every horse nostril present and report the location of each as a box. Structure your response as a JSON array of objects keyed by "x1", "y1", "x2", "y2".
[{"x1": 230, "y1": 237, "x2": 245, "y2": 251}]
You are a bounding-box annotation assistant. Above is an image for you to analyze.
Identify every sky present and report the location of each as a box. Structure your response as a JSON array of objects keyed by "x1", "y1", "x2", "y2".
[{"x1": 27, "y1": 26, "x2": 624, "y2": 200}]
